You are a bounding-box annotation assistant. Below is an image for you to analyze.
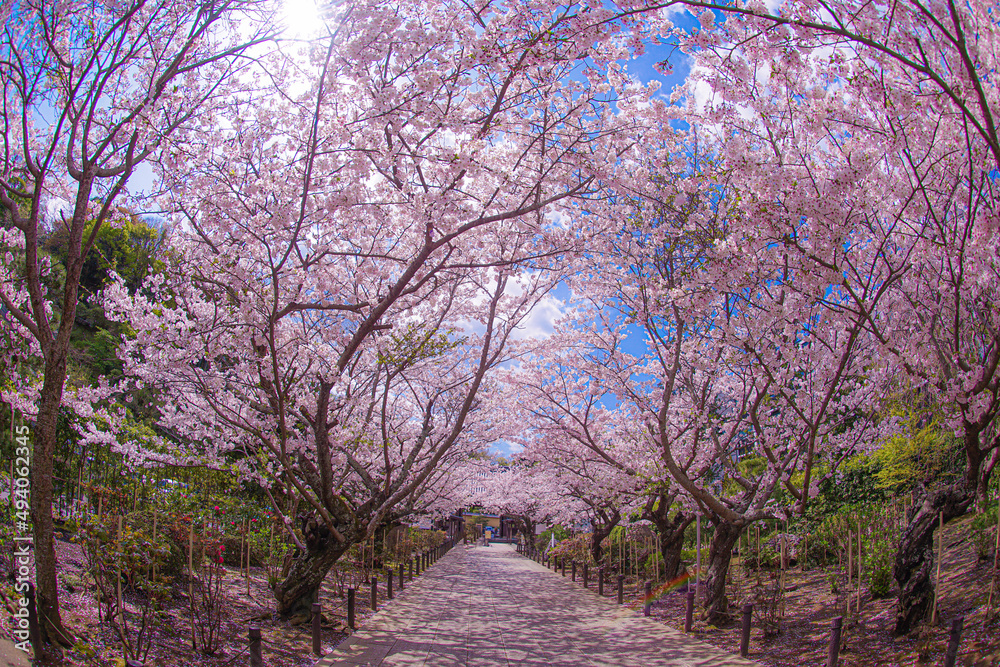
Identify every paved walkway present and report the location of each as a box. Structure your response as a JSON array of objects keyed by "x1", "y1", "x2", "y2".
[
  {"x1": 0, "y1": 640, "x2": 30, "y2": 667},
  {"x1": 317, "y1": 543, "x2": 756, "y2": 666}
]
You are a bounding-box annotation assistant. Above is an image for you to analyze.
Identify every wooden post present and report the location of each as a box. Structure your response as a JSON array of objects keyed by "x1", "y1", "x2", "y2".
[
  {"x1": 312, "y1": 603, "x2": 323, "y2": 655},
  {"x1": 598, "y1": 567, "x2": 605, "y2": 597},
  {"x1": 826, "y1": 616, "x2": 843, "y2": 667},
  {"x1": 371, "y1": 577, "x2": 378, "y2": 612},
  {"x1": 399, "y1": 563, "x2": 405, "y2": 591},
  {"x1": 685, "y1": 588, "x2": 694, "y2": 632},
  {"x1": 740, "y1": 603, "x2": 753, "y2": 658},
  {"x1": 944, "y1": 617, "x2": 964, "y2": 667},
  {"x1": 387, "y1": 568, "x2": 394, "y2": 600},
  {"x1": 347, "y1": 588, "x2": 356, "y2": 629},
  {"x1": 583, "y1": 563, "x2": 589, "y2": 589},
  {"x1": 249, "y1": 625, "x2": 263, "y2": 667},
  {"x1": 644, "y1": 580, "x2": 652, "y2": 617},
  {"x1": 617, "y1": 574, "x2": 624, "y2": 605}
]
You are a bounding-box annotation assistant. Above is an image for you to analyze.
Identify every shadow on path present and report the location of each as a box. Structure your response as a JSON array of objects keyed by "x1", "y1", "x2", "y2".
[{"x1": 316, "y1": 543, "x2": 758, "y2": 666}]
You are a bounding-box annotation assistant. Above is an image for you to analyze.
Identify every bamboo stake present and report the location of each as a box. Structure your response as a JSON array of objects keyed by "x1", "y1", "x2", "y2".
[
  {"x1": 857, "y1": 521, "x2": 863, "y2": 614},
  {"x1": 696, "y1": 516, "x2": 702, "y2": 595},
  {"x1": 656, "y1": 532, "x2": 662, "y2": 583},
  {"x1": 152, "y1": 511, "x2": 158, "y2": 581},
  {"x1": 847, "y1": 531, "x2": 853, "y2": 615},
  {"x1": 268, "y1": 521, "x2": 275, "y2": 582},
  {"x1": 117, "y1": 516, "x2": 125, "y2": 633},
  {"x1": 245, "y1": 518, "x2": 251, "y2": 596},
  {"x1": 931, "y1": 511, "x2": 943, "y2": 624},
  {"x1": 189, "y1": 520, "x2": 196, "y2": 650},
  {"x1": 240, "y1": 518, "x2": 246, "y2": 579},
  {"x1": 987, "y1": 490, "x2": 999, "y2": 611}
]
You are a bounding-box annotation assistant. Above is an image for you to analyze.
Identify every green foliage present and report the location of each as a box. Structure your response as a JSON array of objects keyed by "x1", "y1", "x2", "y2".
[
  {"x1": 869, "y1": 421, "x2": 963, "y2": 492},
  {"x1": 376, "y1": 322, "x2": 465, "y2": 367},
  {"x1": 43, "y1": 213, "x2": 166, "y2": 301},
  {"x1": 537, "y1": 524, "x2": 571, "y2": 553},
  {"x1": 972, "y1": 500, "x2": 999, "y2": 562}
]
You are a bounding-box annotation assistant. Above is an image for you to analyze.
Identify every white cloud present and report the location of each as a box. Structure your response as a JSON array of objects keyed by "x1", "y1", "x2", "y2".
[{"x1": 511, "y1": 294, "x2": 565, "y2": 340}]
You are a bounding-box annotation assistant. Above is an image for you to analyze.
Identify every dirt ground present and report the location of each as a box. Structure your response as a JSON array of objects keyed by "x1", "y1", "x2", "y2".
[
  {"x1": 632, "y1": 514, "x2": 1000, "y2": 666},
  {"x1": 19, "y1": 518, "x2": 1000, "y2": 666},
  {"x1": 47, "y1": 538, "x2": 369, "y2": 667}
]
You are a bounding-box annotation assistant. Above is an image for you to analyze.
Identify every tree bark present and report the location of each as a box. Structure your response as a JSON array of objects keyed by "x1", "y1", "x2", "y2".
[
  {"x1": 655, "y1": 510, "x2": 693, "y2": 580},
  {"x1": 273, "y1": 513, "x2": 352, "y2": 620},
  {"x1": 641, "y1": 491, "x2": 693, "y2": 580},
  {"x1": 518, "y1": 516, "x2": 536, "y2": 552},
  {"x1": 589, "y1": 508, "x2": 621, "y2": 565},
  {"x1": 893, "y1": 482, "x2": 973, "y2": 635},
  {"x1": 701, "y1": 520, "x2": 743, "y2": 626},
  {"x1": 31, "y1": 349, "x2": 74, "y2": 648}
]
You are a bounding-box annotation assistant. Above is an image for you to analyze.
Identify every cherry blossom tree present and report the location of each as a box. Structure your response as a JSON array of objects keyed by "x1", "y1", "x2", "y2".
[
  {"x1": 105, "y1": 0, "x2": 660, "y2": 618},
  {"x1": 671, "y1": 7, "x2": 998, "y2": 629},
  {"x1": 472, "y1": 464, "x2": 557, "y2": 549},
  {"x1": 0, "y1": 0, "x2": 273, "y2": 645}
]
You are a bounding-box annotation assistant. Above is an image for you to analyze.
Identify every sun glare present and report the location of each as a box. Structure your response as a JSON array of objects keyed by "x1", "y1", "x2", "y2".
[{"x1": 280, "y1": 0, "x2": 323, "y2": 38}]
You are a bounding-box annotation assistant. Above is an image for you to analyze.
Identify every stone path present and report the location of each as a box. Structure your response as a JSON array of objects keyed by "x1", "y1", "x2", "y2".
[{"x1": 317, "y1": 543, "x2": 757, "y2": 666}]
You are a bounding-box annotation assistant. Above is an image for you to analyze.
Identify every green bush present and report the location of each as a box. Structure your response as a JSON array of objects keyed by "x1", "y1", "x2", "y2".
[
  {"x1": 972, "y1": 501, "x2": 999, "y2": 562},
  {"x1": 869, "y1": 564, "x2": 893, "y2": 599}
]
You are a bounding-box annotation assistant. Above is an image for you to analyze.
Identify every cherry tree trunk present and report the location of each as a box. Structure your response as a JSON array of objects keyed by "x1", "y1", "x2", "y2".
[
  {"x1": 590, "y1": 523, "x2": 616, "y2": 565},
  {"x1": 653, "y1": 511, "x2": 693, "y2": 580},
  {"x1": 701, "y1": 521, "x2": 743, "y2": 626},
  {"x1": 273, "y1": 515, "x2": 353, "y2": 620},
  {"x1": 31, "y1": 353, "x2": 73, "y2": 648},
  {"x1": 893, "y1": 483, "x2": 973, "y2": 635}
]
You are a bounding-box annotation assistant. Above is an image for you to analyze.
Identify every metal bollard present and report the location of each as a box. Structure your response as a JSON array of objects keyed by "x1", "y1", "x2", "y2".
[
  {"x1": 685, "y1": 589, "x2": 695, "y2": 632},
  {"x1": 617, "y1": 574, "x2": 624, "y2": 605},
  {"x1": 826, "y1": 616, "x2": 843, "y2": 667},
  {"x1": 371, "y1": 577, "x2": 378, "y2": 612},
  {"x1": 598, "y1": 567, "x2": 605, "y2": 596},
  {"x1": 249, "y1": 624, "x2": 263, "y2": 667},
  {"x1": 740, "y1": 603, "x2": 753, "y2": 658},
  {"x1": 572, "y1": 560, "x2": 577, "y2": 582},
  {"x1": 583, "y1": 563, "x2": 589, "y2": 588},
  {"x1": 400, "y1": 563, "x2": 405, "y2": 591},
  {"x1": 347, "y1": 588, "x2": 356, "y2": 629},
  {"x1": 644, "y1": 581, "x2": 652, "y2": 617},
  {"x1": 944, "y1": 617, "x2": 964, "y2": 667},
  {"x1": 415, "y1": 555, "x2": 420, "y2": 576},
  {"x1": 312, "y1": 602, "x2": 322, "y2": 655},
  {"x1": 387, "y1": 568, "x2": 394, "y2": 600}
]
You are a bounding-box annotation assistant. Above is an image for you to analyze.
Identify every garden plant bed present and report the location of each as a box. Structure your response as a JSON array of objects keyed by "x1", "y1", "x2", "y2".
[
  {"x1": 45, "y1": 536, "x2": 376, "y2": 667},
  {"x1": 626, "y1": 515, "x2": 1000, "y2": 666}
]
